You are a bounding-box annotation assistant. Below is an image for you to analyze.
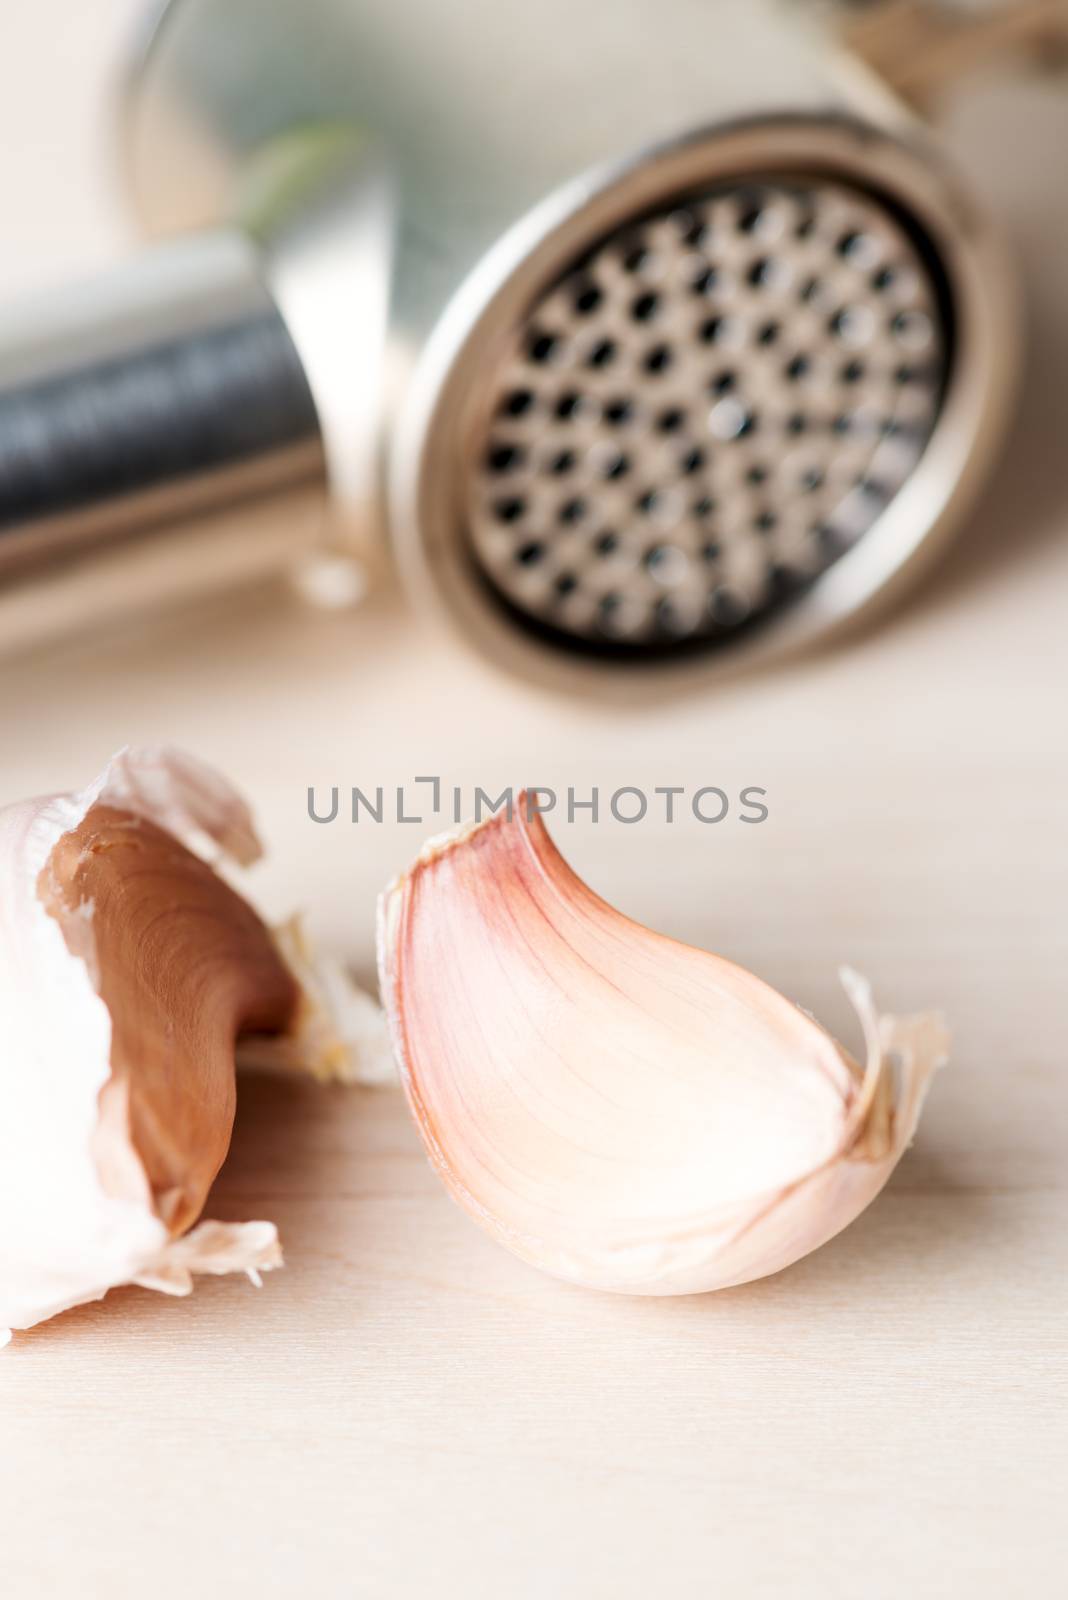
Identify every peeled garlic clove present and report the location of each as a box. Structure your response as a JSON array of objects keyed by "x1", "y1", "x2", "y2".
[
  {"x1": 378, "y1": 804, "x2": 948, "y2": 1295},
  {"x1": 0, "y1": 747, "x2": 302, "y2": 1342}
]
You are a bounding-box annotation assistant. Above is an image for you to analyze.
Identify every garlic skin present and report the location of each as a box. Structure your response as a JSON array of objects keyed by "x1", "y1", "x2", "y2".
[
  {"x1": 245, "y1": 915, "x2": 397, "y2": 1087},
  {"x1": 0, "y1": 749, "x2": 297, "y2": 1343},
  {"x1": 378, "y1": 804, "x2": 948, "y2": 1296}
]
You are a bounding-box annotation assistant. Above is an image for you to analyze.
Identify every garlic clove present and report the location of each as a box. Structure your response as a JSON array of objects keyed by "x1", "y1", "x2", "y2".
[
  {"x1": 377, "y1": 802, "x2": 948, "y2": 1296},
  {"x1": 0, "y1": 746, "x2": 373, "y2": 1344},
  {"x1": 39, "y1": 800, "x2": 301, "y2": 1242}
]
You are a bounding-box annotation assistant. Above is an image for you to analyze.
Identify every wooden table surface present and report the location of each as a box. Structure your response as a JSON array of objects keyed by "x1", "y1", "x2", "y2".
[{"x1": 1, "y1": 6, "x2": 1066, "y2": 1596}]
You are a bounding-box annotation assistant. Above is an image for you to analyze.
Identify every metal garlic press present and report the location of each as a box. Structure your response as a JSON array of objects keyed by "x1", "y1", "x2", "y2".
[{"x1": 0, "y1": 0, "x2": 1060, "y2": 692}]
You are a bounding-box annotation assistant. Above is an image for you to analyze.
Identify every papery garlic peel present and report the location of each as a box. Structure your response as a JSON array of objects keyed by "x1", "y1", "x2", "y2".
[
  {"x1": 0, "y1": 747, "x2": 386, "y2": 1347},
  {"x1": 378, "y1": 803, "x2": 949, "y2": 1296}
]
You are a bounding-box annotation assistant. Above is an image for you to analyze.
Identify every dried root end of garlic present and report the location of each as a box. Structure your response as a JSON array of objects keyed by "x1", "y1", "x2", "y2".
[
  {"x1": 0, "y1": 747, "x2": 386, "y2": 1346},
  {"x1": 378, "y1": 801, "x2": 948, "y2": 1296}
]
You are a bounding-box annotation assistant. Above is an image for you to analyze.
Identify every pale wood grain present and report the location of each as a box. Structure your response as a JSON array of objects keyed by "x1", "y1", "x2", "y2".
[{"x1": 0, "y1": 11, "x2": 1066, "y2": 1598}]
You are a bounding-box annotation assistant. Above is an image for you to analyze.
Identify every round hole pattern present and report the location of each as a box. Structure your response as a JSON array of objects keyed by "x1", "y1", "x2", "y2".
[{"x1": 468, "y1": 179, "x2": 946, "y2": 652}]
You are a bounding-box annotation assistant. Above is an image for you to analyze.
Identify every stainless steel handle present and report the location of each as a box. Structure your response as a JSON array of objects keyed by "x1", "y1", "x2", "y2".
[
  {"x1": 0, "y1": 133, "x2": 393, "y2": 658},
  {"x1": 0, "y1": 230, "x2": 326, "y2": 579}
]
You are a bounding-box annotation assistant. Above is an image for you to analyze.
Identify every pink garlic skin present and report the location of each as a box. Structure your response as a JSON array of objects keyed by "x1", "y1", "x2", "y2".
[{"x1": 379, "y1": 803, "x2": 945, "y2": 1296}]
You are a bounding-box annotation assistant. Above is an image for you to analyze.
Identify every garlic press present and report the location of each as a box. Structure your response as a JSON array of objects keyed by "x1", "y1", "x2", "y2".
[{"x1": 0, "y1": 0, "x2": 1057, "y2": 691}]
